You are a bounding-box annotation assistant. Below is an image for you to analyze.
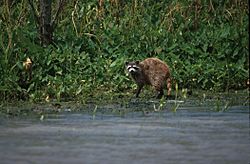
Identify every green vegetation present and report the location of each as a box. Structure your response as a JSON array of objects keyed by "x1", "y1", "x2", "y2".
[{"x1": 0, "y1": 0, "x2": 249, "y2": 102}]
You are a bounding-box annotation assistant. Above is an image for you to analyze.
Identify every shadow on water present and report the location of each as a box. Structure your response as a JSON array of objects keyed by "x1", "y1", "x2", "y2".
[{"x1": 0, "y1": 92, "x2": 249, "y2": 164}]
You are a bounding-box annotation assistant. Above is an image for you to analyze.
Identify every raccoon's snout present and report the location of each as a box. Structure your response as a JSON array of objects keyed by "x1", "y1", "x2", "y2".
[
  {"x1": 128, "y1": 66, "x2": 139, "y2": 73},
  {"x1": 129, "y1": 68, "x2": 136, "y2": 73}
]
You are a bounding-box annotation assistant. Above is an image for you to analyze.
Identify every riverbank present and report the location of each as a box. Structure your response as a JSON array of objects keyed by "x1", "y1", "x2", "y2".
[{"x1": 0, "y1": 89, "x2": 248, "y2": 118}]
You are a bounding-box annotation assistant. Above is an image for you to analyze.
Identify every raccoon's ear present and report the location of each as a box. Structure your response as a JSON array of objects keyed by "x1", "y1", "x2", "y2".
[
  {"x1": 125, "y1": 61, "x2": 129, "y2": 65},
  {"x1": 135, "y1": 61, "x2": 140, "y2": 65}
]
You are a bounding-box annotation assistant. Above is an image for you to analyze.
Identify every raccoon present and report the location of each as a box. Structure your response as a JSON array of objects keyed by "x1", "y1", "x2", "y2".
[{"x1": 125, "y1": 57, "x2": 171, "y2": 98}]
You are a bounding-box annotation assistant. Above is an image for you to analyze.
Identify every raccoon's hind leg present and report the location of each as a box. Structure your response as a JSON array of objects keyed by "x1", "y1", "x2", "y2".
[
  {"x1": 153, "y1": 80, "x2": 164, "y2": 99},
  {"x1": 154, "y1": 84, "x2": 164, "y2": 99},
  {"x1": 156, "y1": 89, "x2": 164, "y2": 99}
]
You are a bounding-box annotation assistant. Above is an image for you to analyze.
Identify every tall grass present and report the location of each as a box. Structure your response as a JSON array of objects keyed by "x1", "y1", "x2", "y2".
[{"x1": 0, "y1": 0, "x2": 248, "y2": 101}]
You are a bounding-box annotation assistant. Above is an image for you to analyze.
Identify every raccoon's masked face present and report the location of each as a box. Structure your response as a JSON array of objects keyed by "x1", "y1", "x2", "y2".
[{"x1": 125, "y1": 61, "x2": 140, "y2": 74}]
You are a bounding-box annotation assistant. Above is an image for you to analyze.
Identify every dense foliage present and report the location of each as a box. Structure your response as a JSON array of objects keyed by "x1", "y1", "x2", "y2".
[{"x1": 0, "y1": 0, "x2": 249, "y2": 102}]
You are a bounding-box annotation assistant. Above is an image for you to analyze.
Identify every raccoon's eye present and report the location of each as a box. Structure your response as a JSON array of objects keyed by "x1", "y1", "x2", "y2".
[
  {"x1": 133, "y1": 65, "x2": 139, "y2": 70},
  {"x1": 127, "y1": 65, "x2": 132, "y2": 70}
]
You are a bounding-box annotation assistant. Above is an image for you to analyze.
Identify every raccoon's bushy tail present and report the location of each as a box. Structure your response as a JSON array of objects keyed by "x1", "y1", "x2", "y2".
[{"x1": 167, "y1": 78, "x2": 171, "y2": 96}]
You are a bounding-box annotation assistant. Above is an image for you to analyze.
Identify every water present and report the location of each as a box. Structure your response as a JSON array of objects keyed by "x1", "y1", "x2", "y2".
[{"x1": 0, "y1": 102, "x2": 249, "y2": 164}]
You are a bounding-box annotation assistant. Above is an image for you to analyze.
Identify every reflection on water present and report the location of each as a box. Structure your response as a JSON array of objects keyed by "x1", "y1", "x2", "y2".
[{"x1": 0, "y1": 104, "x2": 249, "y2": 164}]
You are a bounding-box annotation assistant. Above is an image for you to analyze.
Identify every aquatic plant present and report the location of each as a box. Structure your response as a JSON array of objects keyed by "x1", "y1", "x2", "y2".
[
  {"x1": 172, "y1": 82, "x2": 180, "y2": 112},
  {"x1": 92, "y1": 105, "x2": 98, "y2": 120}
]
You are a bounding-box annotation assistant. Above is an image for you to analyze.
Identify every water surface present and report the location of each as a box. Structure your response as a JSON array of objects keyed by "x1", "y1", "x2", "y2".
[{"x1": 0, "y1": 101, "x2": 249, "y2": 164}]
